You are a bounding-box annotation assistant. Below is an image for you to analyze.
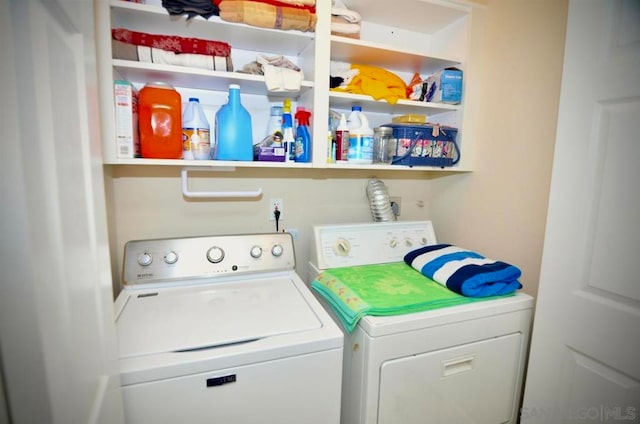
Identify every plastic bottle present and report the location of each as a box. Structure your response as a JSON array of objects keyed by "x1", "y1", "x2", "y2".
[
  {"x1": 327, "y1": 115, "x2": 335, "y2": 163},
  {"x1": 281, "y1": 113, "x2": 295, "y2": 162},
  {"x1": 348, "y1": 112, "x2": 374, "y2": 164},
  {"x1": 335, "y1": 113, "x2": 349, "y2": 162},
  {"x1": 347, "y1": 105, "x2": 362, "y2": 130},
  {"x1": 214, "y1": 84, "x2": 253, "y2": 161},
  {"x1": 294, "y1": 107, "x2": 311, "y2": 162},
  {"x1": 138, "y1": 82, "x2": 182, "y2": 159},
  {"x1": 182, "y1": 98, "x2": 211, "y2": 160},
  {"x1": 265, "y1": 105, "x2": 283, "y2": 140}
]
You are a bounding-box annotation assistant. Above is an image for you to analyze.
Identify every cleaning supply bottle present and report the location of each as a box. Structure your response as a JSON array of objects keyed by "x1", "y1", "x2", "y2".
[
  {"x1": 335, "y1": 113, "x2": 349, "y2": 162},
  {"x1": 214, "y1": 84, "x2": 253, "y2": 161},
  {"x1": 347, "y1": 105, "x2": 362, "y2": 131},
  {"x1": 138, "y1": 82, "x2": 182, "y2": 159},
  {"x1": 294, "y1": 107, "x2": 311, "y2": 162},
  {"x1": 283, "y1": 98, "x2": 292, "y2": 115},
  {"x1": 281, "y1": 98, "x2": 294, "y2": 161},
  {"x1": 281, "y1": 112, "x2": 295, "y2": 162},
  {"x1": 327, "y1": 115, "x2": 335, "y2": 163},
  {"x1": 265, "y1": 105, "x2": 283, "y2": 140},
  {"x1": 348, "y1": 112, "x2": 374, "y2": 164},
  {"x1": 182, "y1": 97, "x2": 210, "y2": 160}
]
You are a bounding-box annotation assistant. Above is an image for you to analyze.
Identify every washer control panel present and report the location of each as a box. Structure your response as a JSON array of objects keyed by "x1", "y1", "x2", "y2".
[
  {"x1": 311, "y1": 221, "x2": 437, "y2": 270},
  {"x1": 123, "y1": 232, "x2": 295, "y2": 285}
]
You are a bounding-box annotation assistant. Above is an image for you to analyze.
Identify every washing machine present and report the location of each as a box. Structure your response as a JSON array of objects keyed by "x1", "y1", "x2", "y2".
[
  {"x1": 308, "y1": 221, "x2": 534, "y2": 424},
  {"x1": 115, "y1": 232, "x2": 343, "y2": 424}
]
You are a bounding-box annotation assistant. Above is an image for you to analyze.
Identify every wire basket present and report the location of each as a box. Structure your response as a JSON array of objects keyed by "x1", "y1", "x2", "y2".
[{"x1": 383, "y1": 123, "x2": 460, "y2": 168}]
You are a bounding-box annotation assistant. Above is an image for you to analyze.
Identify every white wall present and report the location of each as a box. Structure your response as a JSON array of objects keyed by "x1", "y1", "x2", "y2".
[
  {"x1": 104, "y1": 0, "x2": 569, "y2": 299},
  {"x1": 105, "y1": 167, "x2": 435, "y2": 293},
  {"x1": 430, "y1": 0, "x2": 568, "y2": 297}
]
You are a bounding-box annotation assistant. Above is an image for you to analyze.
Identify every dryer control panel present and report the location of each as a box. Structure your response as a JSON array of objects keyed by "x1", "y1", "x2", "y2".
[
  {"x1": 123, "y1": 232, "x2": 295, "y2": 286},
  {"x1": 310, "y1": 221, "x2": 437, "y2": 271}
]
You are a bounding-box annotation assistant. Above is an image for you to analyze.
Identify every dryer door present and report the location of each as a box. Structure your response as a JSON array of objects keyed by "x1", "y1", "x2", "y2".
[{"x1": 378, "y1": 333, "x2": 523, "y2": 424}]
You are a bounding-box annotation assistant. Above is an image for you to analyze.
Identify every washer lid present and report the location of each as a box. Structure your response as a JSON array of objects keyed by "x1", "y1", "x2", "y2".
[{"x1": 116, "y1": 277, "x2": 322, "y2": 358}]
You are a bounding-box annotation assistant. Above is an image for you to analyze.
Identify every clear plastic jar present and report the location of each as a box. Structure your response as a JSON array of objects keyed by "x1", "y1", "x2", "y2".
[{"x1": 372, "y1": 126, "x2": 395, "y2": 164}]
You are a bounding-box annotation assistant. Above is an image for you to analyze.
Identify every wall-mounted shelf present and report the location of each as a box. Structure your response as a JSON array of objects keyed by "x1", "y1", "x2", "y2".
[
  {"x1": 110, "y1": 1, "x2": 315, "y2": 57},
  {"x1": 113, "y1": 60, "x2": 314, "y2": 97},
  {"x1": 98, "y1": 0, "x2": 478, "y2": 172}
]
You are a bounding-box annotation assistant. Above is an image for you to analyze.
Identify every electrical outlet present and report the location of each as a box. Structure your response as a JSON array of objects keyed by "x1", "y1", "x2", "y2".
[
  {"x1": 269, "y1": 198, "x2": 283, "y2": 221},
  {"x1": 390, "y1": 196, "x2": 402, "y2": 216}
]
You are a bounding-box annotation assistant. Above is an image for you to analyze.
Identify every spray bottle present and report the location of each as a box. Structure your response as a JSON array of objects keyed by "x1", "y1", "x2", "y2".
[
  {"x1": 294, "y1": 107, "x2": 311, "y2": 162},
  {"x1": 281, "y1": 99, "x2": 295, "y2": 162}
]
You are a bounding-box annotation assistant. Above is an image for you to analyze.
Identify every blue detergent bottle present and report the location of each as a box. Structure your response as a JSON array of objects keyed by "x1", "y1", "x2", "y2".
[{"x1": 214, "y1": 84, "x2": 253, "y2": 161}]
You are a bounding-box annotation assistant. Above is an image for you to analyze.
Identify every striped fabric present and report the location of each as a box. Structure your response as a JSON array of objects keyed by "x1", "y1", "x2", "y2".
[{"x1": 404, "y1": 244, "x2": 522, "y2": 297}]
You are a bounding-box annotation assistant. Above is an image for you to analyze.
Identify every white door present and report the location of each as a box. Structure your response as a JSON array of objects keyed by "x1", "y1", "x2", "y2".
[
  {"x1": 521, "y1": 1, "x2": 640, "y2": 422},
  {"x1": 0, "y1": 0, "x2": 125, "y2": 423}
]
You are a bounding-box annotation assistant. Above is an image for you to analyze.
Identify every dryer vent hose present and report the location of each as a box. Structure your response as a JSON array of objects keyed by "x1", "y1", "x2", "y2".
[{"x1": 366, "y1": 179, "x2": 397, "y2": 222}]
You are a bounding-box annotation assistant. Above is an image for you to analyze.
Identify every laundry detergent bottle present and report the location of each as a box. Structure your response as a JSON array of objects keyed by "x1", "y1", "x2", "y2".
[{"x1": 214, "y1": 84, "x2": 253, "y2": 161}]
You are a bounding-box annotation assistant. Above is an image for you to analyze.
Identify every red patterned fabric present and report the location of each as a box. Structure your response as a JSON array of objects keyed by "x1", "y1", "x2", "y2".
[{"x1": 111, "y1": 28, "x2": 231, "y2": 57}]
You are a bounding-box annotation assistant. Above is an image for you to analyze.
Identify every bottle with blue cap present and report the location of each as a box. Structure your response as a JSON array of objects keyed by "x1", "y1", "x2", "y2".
[{"x1": 182, "y1": 97, "x2": 210, "y2": 160}]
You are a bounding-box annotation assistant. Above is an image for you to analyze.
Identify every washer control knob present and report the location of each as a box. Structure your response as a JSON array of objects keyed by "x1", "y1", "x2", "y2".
[
  {"x1": 250, "y1": 245, "x2": 263, "y2": 258},
  {"x1": 137, "y1": 252, "x2": 153, "y2": 266},
  {"x1": 420, "y1": 237, "x2": 428, "y2": 245},
  {"x1": 332, "y1": 239, "x2": 350, "y2": 256},
  {"x1": 163, "y1": 251, "x2": 178, "y2": 264},
  {"x1": 271, "y1": 244, "x2": 284, "y2": 257},
  {"x1": 206, "y1": 246, "x2": 225, "y2": 263},
  {"x1": 389, "y1": 238, "x2": 398, "y2": 248},
  {"x1": 405, "y1": 238, "x2": 413, "y2": 247}
]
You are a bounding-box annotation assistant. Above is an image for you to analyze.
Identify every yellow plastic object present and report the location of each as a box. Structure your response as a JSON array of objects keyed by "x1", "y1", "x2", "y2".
[{"x1": 392, "y1": 114, "x2": 427, "y2": 124}]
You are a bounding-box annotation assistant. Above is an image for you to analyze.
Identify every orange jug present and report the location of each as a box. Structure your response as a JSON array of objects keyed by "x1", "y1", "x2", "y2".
[{"x1": 138, "y1": 82, "x2": 182, "y2": 159}]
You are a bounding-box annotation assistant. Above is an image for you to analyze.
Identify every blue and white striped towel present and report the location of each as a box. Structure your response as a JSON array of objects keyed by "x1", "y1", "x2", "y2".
[{"x1": 404, "y1": 244, "x2": 522, "y2": 297}]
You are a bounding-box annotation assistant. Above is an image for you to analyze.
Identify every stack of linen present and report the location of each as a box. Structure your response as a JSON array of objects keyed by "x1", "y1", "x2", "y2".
[
  {"x1": 111, "y1": 28, "x2": 233, "y2": 71},
  {"x1": 216, "y1": 0, "x2": 317, "y2": 32},
  {"x1": 331, "y1": 0, "x2": 361, "y2": 38}
]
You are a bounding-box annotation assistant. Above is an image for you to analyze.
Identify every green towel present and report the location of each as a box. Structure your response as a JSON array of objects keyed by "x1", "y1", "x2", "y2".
[{"x1": 311, "y1": 262, "x2": 500, "y2": 333}]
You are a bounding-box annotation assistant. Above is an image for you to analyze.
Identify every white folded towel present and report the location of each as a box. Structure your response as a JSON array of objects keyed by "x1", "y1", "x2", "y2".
[
  {"x1": 137, "y1": 46, "x2": 231, "y2": 71},
  {"x1": 331, "y1": 6, "x2": 361, "y2": 23},
  {"x1": 262, "y1": 63, "x2": 303, "y2": 92}
]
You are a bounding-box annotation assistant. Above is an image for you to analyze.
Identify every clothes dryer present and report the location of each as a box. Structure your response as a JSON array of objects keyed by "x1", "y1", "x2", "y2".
[{"x1": 308, "y1": 221, "x2": 533, "y2": 424}]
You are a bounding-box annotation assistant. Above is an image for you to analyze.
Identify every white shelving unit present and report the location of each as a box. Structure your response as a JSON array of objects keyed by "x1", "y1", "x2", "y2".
[{"x1": 97, "y1": 0, "x2": 478, "y2": 172}]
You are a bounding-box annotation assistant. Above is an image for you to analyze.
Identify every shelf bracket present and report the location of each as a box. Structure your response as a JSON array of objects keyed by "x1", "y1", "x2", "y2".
[{"x1": 181, "y1": 167, "x2": 263, "y2": 199}]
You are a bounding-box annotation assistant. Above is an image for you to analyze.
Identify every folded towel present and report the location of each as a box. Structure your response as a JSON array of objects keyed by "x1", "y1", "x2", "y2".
[
  {"x1": 311, "y1": 262, "x2": 493, "y2": 332},
  {"x1": 111, "y1": 40, "x2": 233, "y2": 71},
  {"x1": 331, "y1": 6, "x2": 361, "y2": 23},
  {"x1": 261, "y1": 63, "x2": 302, "y2": 91},
  {"x1": 215, "y1": 0, "x2": 316, "y2": 13},
  {"x1": 404, "y1": 244, "x2": 523, "y2": 297},
  {"x1": 112, "y1": 28, "x2": 231, "y2": 57},
  {"x1": 331, "y1": 16, "x2": 361, "y2": 38},
  {"x1": 219, "y1": 1, "x2": 317, "y2": 32}
]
